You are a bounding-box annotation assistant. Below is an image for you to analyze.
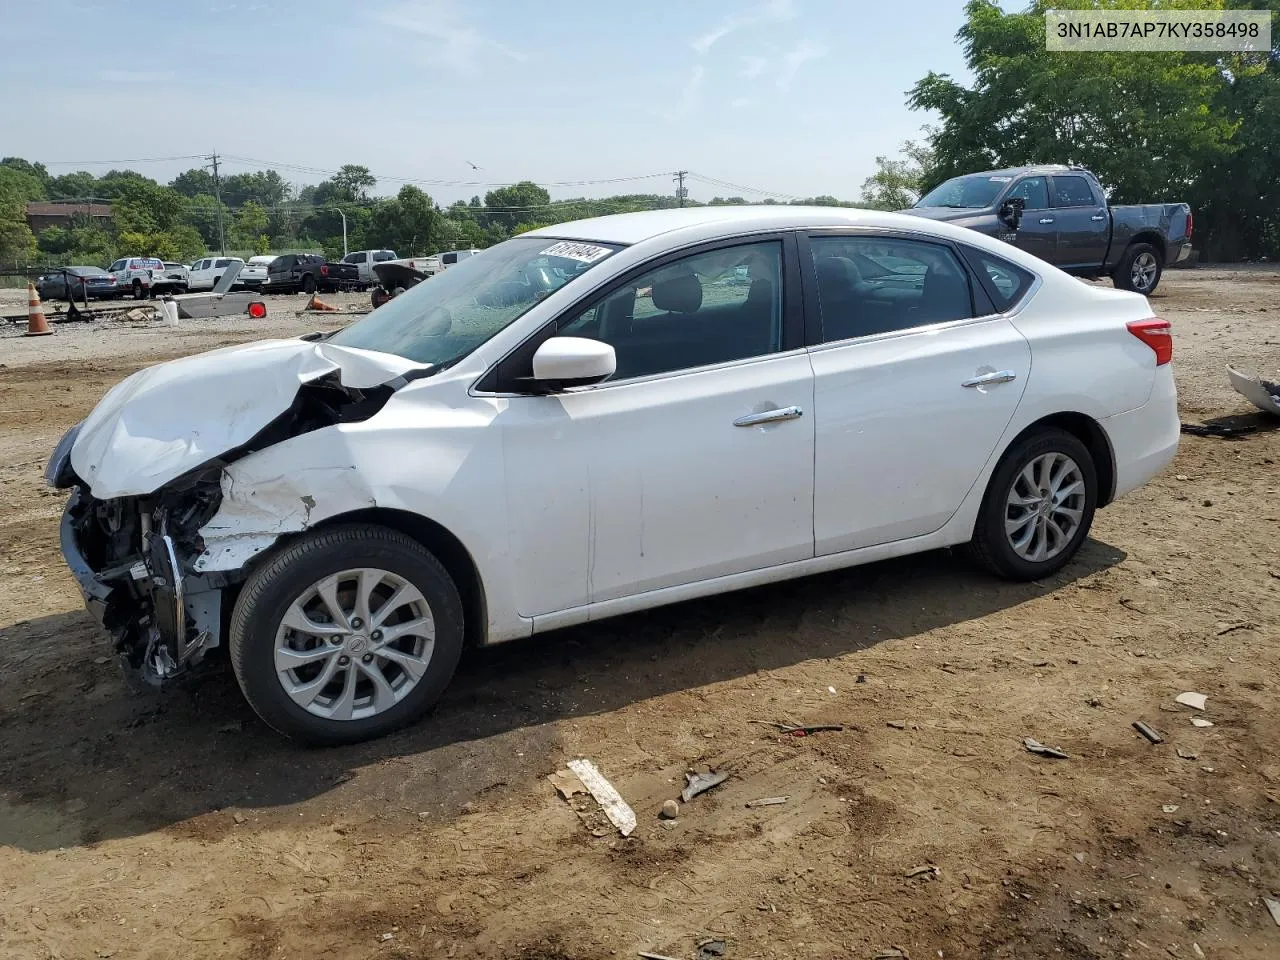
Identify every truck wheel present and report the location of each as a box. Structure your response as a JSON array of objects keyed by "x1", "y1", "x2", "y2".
[
  {"x1": 131, "y1": 280, "x2": 144, "y2": 300},
  {"x1": 229, "y1": 524, "x2": 465, "y2": 746},
  {"x1": 371, "y1": 286, "x2": 389, "y2": 308},
  {"x1": 1114, "y1": 243, "x2": 1163, "y2": 295},
  {"x1": 302, "y1": 274, "x2": 317, "y2": 294}
]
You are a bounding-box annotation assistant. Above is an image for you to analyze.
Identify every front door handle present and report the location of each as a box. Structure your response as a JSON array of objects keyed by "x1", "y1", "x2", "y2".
[
  {"x1": 1038, "y1": 218, "x2": 1055, "y2": 224},
  {"x1": 734, "y1": 405, "x2": 803, "y2": 427},
  {"x1": 1091, "y1": 214, "x2": 1107, "y2": 221},
  {"x1": 961, "y1": 370, "x2": 1017, "y2": 388}
]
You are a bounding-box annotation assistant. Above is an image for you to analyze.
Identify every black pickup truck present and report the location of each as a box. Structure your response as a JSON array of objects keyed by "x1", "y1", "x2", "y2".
[
  {"x1": 262, "y1": 254, "x2": 360, "y2": 294},
  {"x1": 902, "y1": 165, "x2": 1192, "y2": 295}
]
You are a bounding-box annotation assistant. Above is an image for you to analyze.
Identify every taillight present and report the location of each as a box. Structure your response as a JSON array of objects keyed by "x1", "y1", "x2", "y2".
[
  {"x1": 1127, "y1": 317, "x2": 1172, "y2": 366},
  {"x1": 321, "y1": 265, "x2": 329, "y2": 276}
]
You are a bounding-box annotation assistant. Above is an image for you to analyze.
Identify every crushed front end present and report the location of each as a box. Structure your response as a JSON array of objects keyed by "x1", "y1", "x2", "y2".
[{"x1": 57, "y1": 465, "x2": 232, "y2": 685}]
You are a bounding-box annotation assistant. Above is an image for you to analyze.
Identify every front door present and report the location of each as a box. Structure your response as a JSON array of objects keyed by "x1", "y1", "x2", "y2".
[
  {"x1": 499, "y1": 236, "x2": 815, "y2": 616},
  {"x1": 1003, "y1": 175, "x2": 1056, "y2": 263},
  {"x1": 802, "y1": 233, "x2": 1031, "y2": 554}
]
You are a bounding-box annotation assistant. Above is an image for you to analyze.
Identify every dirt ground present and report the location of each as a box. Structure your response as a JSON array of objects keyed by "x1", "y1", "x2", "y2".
[{"x1": 0, "y1": 270, "x2": 1277, "y2": 960}]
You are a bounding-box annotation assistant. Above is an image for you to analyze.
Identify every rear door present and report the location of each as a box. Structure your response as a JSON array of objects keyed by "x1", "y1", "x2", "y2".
[
  {"x1": 1002, "y1": 176, "x2": 1056, "y2": 264},
  {"x1": 1050, "y1": 174, "x2": 1110, "y2": 269},
  {"x1": 803, "y1": 232, "x2": 1032, "y2": 554}
]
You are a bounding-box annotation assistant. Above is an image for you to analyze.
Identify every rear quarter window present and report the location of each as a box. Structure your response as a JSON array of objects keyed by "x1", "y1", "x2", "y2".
[{"x1": 960, "y1": 246, "x2": 1037, "y2": 312}]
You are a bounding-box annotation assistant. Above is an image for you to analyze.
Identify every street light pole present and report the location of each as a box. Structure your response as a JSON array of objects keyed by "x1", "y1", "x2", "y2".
[{"x1": 335, "y1": 208, "x2": 348, "y2": 257}]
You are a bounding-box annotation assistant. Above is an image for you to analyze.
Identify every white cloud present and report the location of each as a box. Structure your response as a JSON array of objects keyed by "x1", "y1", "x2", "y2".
[
  {"x1": 731, "y1": 97, "x2": 753, "y2": 109},
  {"x1": 776, "y1": 41, "x2": 827, "y2": 91},
  {"x1": 374, "y1": 1, "x2": 523, "y2": 74},
  {"x1": 691, "y1": 0, "x2": 796, "y2": 55},
  {"x1": 740, "y1": 54, "x2": 768, "y2": 79}
]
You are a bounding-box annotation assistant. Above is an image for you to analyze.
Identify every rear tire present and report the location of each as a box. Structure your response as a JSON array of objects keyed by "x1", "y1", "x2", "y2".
[
  {"x1": 229, "y1": 524, "x2": 465, "y2": 746},
  {"x1": 131, "y1": 280, "x2": 144, "y2": 300},
  {"x1": 965, "y1": 427, "x2": 1097, "y2": 581},
  {"x1": 301, "y1": 274, "x2": 317, "y2": 294},
  {"x1": 1113, "y1": 242, "x2": 1163, "y2": 295}
]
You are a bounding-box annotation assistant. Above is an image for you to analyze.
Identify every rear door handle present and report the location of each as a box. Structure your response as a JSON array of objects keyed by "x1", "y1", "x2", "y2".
[
  {"x1": 1038, "y1": 218, "x2": 1055, "y2": 224},
  {"x1": 1091, "y1": 214, "x2": 1107, "y2": 221},
  {"x1": 961, "y1": 370, "x2": 1017, "y2": 388},
  {"x1": 734, "y1": 405, "x2": 803, "y2": 427}
]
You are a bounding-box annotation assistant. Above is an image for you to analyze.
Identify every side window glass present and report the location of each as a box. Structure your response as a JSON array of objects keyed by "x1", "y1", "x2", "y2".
[
  {"x1": 959, "y1": 246, "x2": 1036, "y2": 312},
  {"x1": 1006, "y1": 177, "x2": 1048, "y2": 210},
  {"x1": 352, "y1": 252, "x2": 366, "y2": 263},
  {"x1": 557, "y1": 241, "x2": 784, "y2": 380},
  {"x1": 809, "y1": 236, "x2": 973, "y2": 342},
  {"x1": 374, "y1": 251, "x2": 395, "y2": 262},
  {"x1": 1052, "y1": 175, "x2": 1096, "y2": 207}
]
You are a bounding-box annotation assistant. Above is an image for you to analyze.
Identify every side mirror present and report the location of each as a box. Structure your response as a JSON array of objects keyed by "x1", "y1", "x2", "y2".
[
  {"x1": 998, "y1": 196, "x2": 1026, "y2": 230},
  {"x1": 531, "y1": 337, "x2": 616, "y2": 389}
]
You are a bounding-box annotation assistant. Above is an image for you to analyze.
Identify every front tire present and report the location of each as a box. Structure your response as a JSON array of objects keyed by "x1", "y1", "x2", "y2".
[
  {"x1": 966, "y1": 427, "x2": 1097, "y2": 581},
  {"x1": 229, "y1": 524, "x2": 465, "y2": 746},
  {"x1": 1113, "y1": 242, "x2": 1163, "y2": 295}
]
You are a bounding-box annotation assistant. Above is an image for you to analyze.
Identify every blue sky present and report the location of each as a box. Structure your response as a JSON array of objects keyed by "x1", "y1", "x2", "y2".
[{"x1": 1, "y1": 0, "x2": 978, "y2": 205}]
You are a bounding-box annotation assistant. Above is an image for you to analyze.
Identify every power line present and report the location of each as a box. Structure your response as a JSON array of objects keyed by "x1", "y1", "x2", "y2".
[
  {"x1": 686, "y1": 171, "x2": 803, "y2": 201},
  {"x1": 40, "y1": 155, "x2": 207, "y2": 167}
]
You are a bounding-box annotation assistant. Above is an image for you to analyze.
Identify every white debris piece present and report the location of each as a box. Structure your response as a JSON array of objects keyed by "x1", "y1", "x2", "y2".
[
  {"x1": 1191, "y1": 717, "x2": 1215, "y2": 728},
  {"x1": 1175, "y1": 692, "x2": 1208, "y2": 711},
  {"x1": 567, "y1": 758, "x2": 636, "y2": 837}
]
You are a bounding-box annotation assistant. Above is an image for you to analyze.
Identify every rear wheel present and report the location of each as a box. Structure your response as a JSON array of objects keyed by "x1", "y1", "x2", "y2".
[
  {"x1": 131, "y1": 280, "x2": 144, "y2": 300},
  {"x1": 301, "y1": 274, "x2": 317, "y2": 294},
  {"x1": 230, "y1": 524, "x2": 465, "y2": 746},
  {"x1": 1113, "y1": 242, "x2": 1163, "y2": 295},
  {"x1": 966, "y1": 427, "x2": 1097, "y2": 581}
]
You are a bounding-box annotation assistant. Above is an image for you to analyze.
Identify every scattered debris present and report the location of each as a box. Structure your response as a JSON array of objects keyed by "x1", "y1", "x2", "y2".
[
  {"x1": 566, "y1": 759, "x2": 636, "y2": 837},
  {"x1": 828, "y1": 686, "x2": 837, "y2": 694},
  {"x1": 660, "y1": 799, "x2": 680, "y2": 820},
  {"x1": 638, "y1": 952, "x2": 681, "y2": 960},
  {"x1": 696, "y1": 937, "x2": 727, "y2": 959},
  {"x1": 1086, "y1": 697, "x2": 1102, "y2": 708},
  {"x1": 1217, "y1": 620, "x2": 1258, "y2": 636},
  {"x1": 745, "y1": 797, "x2": 790, "y2": 808},
  {"x1": 1162, "y1": 804, "x2": 1180, "y2": 814},
  {"x1": 856, "y1": 674, "x2": 867, "y2": 683},
  {"x1": 379, "y1": 932, "x2": 394, "y2": 942},
  {"x1": 1191, "y1": 717, "x2": 1215, "y2": 728},
  {"x1": 682, "y1": 770, "x2": 730, "y2": 803},
  {"x1": 886, "y1": 720, "x2": 907, "y2": 730},
  {"x1": 1024, "y1": 737, "x2": 1068, "y2": 759},
  {"x1": 1177, "y1": 748, "x2": 1199, "y2": 760},
  {"x1": 1175, "y1": 692, "x2": 1208, "y2": 711},
  {"x1": 1192, "y1": 943, "x2": 1205, "y2": 960},
  {"x1": 905, "y1": 864, "x2": 939, "y2": 880},
  {"x1": 1180, "y1": 421, "x2": 1260, "y2": 438},
  {"x1": 232, "y1": 812, "x2": 247, "y2": 825},
  {"x1": 751, "y1": 720, "x2": 844, "y2": 737},
  {"x1": 1133, "y1": 721, "x2": 1165, "y2": 744},
  {"x1": 547, "y1": 769, "x2": 586, "y2": 801},
  {"x1": 1263, "y1": 897, "x2": 1280, "y2": 927},
  {"x1": 874, "y1": 949, "x2": 910, "y2": 960},
  {"x1": 1073, "y1": 852, "x2": 1086, "y2": 864},
  {"x1": 1226, "y1": 364, "x2": 1280, "y2": 417}
]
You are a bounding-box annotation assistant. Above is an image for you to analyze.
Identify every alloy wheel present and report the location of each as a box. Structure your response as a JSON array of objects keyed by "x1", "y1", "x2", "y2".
[
  {"x1": 1004, "y1": 452, "x2": 1086, "y2": 563},
  {"x1": 1131, "y1": 251, "x2": 1158, "y2": 292}
]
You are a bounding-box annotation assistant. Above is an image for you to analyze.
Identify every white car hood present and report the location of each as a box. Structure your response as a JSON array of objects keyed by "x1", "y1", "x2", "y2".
[{"x1": 71, "y1": 338, "x2": 426, "y2": 499}]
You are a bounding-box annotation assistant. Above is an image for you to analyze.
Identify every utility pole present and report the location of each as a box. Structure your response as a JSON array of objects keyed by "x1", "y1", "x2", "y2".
[
  {"x1": 205, "y1": 151, "x2": 226, "y2": 255},
  {"x1": 674, "y1": 170, "x2": 688, "y2": 207}
]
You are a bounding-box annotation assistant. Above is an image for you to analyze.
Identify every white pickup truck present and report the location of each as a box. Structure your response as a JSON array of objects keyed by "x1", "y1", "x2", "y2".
[{"x1": 340, "y1": 249, "x2": 399, "y2": 286}]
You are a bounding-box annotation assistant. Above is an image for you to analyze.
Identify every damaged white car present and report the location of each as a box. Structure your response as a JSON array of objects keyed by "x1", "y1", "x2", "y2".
[{"x1": 49, "y1": 207, "x2": 1179, "y2": 745}]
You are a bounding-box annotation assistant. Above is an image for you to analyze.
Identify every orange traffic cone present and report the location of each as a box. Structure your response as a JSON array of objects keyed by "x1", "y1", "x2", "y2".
[
  {"x1": 25, "y1": 282, "x2": 52, "y2": 337},
  {"x1": 304, "y1": 293, "x2": 339, "y2": 313}
]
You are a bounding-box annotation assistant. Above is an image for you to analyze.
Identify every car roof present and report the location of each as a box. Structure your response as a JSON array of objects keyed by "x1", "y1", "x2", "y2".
[{"x1": 521, "y1": 205, "x2": 983, "y2": 246}]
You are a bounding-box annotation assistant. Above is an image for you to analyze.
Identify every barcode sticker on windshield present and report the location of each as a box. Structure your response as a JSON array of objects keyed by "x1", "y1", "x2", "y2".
[
  {"x1": 540, "y1": 241, "x2": 611, "y2": 263},
  {"x1": 988, "y1": 176, "x2": 1012, "y2": 182}
]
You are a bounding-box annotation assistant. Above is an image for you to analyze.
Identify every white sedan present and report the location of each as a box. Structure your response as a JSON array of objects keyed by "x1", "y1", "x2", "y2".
[{"x1": 48, "y1": 207, "x2": 1178, "y2": 745}]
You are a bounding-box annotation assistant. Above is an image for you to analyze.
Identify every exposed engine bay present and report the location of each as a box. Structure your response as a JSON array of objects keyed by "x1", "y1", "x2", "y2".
[{"x1": 50, "y1": 340, "x2": 429, "y2": 687}]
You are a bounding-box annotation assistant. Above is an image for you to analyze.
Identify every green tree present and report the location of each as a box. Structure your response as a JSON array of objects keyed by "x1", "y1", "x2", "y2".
[
  {"x1": 229, "y1": 200, "x2": 270, "y2": 253},
  {"x1": 47, "y1": 171, "x2": 100, "y2": 200},
  {"x1": 368, "y1": 185, "x2": 438, "y2": 254},
  {"x1": 859, "y1": 135, "x2": 935, "y2": 210},
  {"x1": 170, "y1": 168, "x2": 217, "y2": 198},
  {"x1": 0, "y1": 166, "x2": 42, "y2": 263},
  {"x1": 909, "y1": 0, "x2": 1238, "y2": 201},
  {"x1": 222, "y1": 170, "x2": 290, "y2": 208},
  {"x1": 482, "y1": 181, "x2": 551, "y2": 232},
  {"x1": 1, "y1": 158, "x2": 48, "y2": 196}
]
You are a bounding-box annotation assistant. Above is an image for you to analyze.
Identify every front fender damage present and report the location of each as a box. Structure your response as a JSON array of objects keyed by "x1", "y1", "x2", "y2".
[{"x1": 196, "y1": 452, "x2": 378, "y2": 573}]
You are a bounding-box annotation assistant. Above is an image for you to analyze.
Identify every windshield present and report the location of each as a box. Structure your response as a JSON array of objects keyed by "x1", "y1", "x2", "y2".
[
  {"x1": 915, "y1": 173, "x2": 1011, "y2": 209},
  {"x1": 329, "y1": 236, "x2": 620, "y2": 366}
]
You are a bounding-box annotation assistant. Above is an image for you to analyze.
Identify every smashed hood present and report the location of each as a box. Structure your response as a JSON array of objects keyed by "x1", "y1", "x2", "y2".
[{"x1": 71, "y1": 338, "x2": 427, "y2": 499}]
